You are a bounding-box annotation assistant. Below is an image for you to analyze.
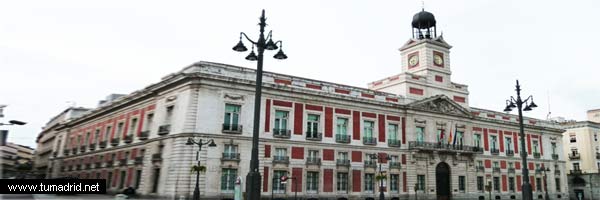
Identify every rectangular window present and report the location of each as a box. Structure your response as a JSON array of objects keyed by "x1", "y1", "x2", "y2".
[
  {"x1": 493, "y1": 161, "x2": 499, "y2": 168},
  {"x1": 363, "y1": 121, "x2": 374, "y2": 138},
  {"x1": 165, "y1": 105, "x2": 174, "y2": 124},
  {"x1": 308, "y1": 150, "x2": 319, "y2": 159},
  {"x1": 144, "y1": 113, "x2": 154, "y2": 131},
  {"x1": 474, "y1": 134, "x2": 481, "y2": 148},
  {"x1": 533, "y1": 140, "x2": 539, "y2": 153},
  {"x1": 506, "y1": 137, "x2": 512, "y2": 151},
  {"x1": 417, "y1": 175, "x2": 426, "y2": 191},
  {"x1": 536, "y1": 178, "x2": 542, "y2": 191},
  {"x1": 477, "y1": 176, "x2": 484, "y2": 191},
  {"x1": 337, "y1": 173, "x2": 348, "y2": 192},
  {"x1": 306, "y1": 114, "x2": 320, "y2": 137},
  {"x1": 105, "y1": 126, "x2": 112, "y2": 141},
  {"x1": 388, "y1": 124, "x2": 398, "y2": 141},
  {"x1": 508, "y1": 177, "x2": 515, "y2": 192},
  {"x1": 365, "y1": 173, "x2": 374, "y2": 192},
  {"x1": 573, "y1": 163, "x2": 580, "y2": 170},
  {"x1": 274, "y1": 110, "x2": 289, "y2": 131},
  {"x1": 551, "y1": 143, "x2": 557, "y2": 154},
  {"x1": 336, "y1": 118, "x2": 348, "y2": 136},
  {"x1": 85, "y1": 132, "x2": 90, "y2": 145},
  {"x1": 390, "y1": 174, "x2": 400, "y2": 192},
  {"x1": 224, "y1": 144, "x2": 238, "y2": 157},
  {"x1": 493, "y1": 177, "x2": 500, "y2": 191},
  {"x1": 458, "y1": 176, "x2": 465, "y2": 191},
  {"x1": 220, "y1": 168, "x2": 237, "y2": 191},
  {"x1": 306, "y1": 172, "x2": 319, "y2": 192},
  {"x1": 224, "y1": 104, "x2": 241, "y2": 128},
  {"x1": 491, "y1": 135, "x2": 497, "y2": 150},
  {"x1": 456, "y1": 131, "x2": 464, "y2": 146},
  {"x1": 273, "y1": 170, "x2": 287, "y2": 193},
  {"x1": 436, "y1": 129, "x2": 444, "y2": 143},
  {"x1": 338, "y1": 152, "x2": 348, "y2": 160},
  {"x1": 508, "y1": 162, "x2": 514, "y2": 169},
  {"x1": 275, "y1": 148, "x2": 287, "y2": 159},
  {"x1": 416, "y1": 127, "x2": 425, "y2": 143},
  {"x1": 117, "y1": 122, "x2": 124, "y2": 138},
  {"x1": 570, "y1": 135, "x2": 576, "y2": 143},
  {"x1": 129, "y1": 118, "x2": 138, "y2": 135},
  {"x1": 555, "y1": 178, "x2": 560, "y2": 191},
  {"x1": 94, "y1": 130, "x2": 100, "y2": 144}
]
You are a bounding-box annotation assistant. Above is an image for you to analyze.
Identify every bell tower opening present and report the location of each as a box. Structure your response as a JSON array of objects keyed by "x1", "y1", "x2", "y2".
[{"x1": 412, "y1": 9, "x2": 437, "y2": 39}]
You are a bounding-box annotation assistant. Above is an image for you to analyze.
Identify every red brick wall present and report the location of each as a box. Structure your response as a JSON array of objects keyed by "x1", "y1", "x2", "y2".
[
  {"x1": 499, "y1": 131, "x2": 504, "y2": 152},
  {"x1": 352, "y1": 170, "x2": 361, "y2": 192},
  {"x1": 502, "y1": 175, "x2": 507, "y2": 192},
  {"x1": 484, "y1": 129, "x2": 489, "y2": 151},
  {"x1": 325, "y1": 107, "x2": 333, "y2": 138},
  {"x1": 323, "y1": 169, "x2": 333, "y2": 192},
  {"x1": 353, "y1": 111, "x2": 360, "y2": 140},
  {"x1": 513, "y1": 132, "x2": 519, "y2": 154},
  {"x1": 263, "y1": 167, "x2": 269, "y2": 192},
  {"x1": 292, "y1": 168, "x2": 303, "y2": 192},
  {"x1": 352, "y1": 151, "x2": 362, "y2": 162},
  {"x1": 265, "y1": 99, "x2": 271, "y2": 132},
  {"x1": 527, "y1": 134, "x2": 532, "y2": 155},
  {"x1": 294, "y1": 103, "x2": 303, "y2": 135},
  {"x1": 378, "y1": 114, "x2": 386, "y2": 142},
  {"x1": 291, "y1": 147, "x2": 304, "y2": 159},
  {"x1": 264, "y1": 145, "x2": 271, "y2": 158},
  {"x1": 323, "y1": 149, "x2": 334, "y2": 161}
]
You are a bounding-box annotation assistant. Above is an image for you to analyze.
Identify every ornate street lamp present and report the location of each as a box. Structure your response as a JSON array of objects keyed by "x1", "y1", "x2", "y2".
[
  {"x1": 370, "y1": 154, "x2": 391, "y2": 200},
  {"x1": 539, "y1": 166, "x2": 551, "y2": 200},
  {"x1": 186, "y1": 137, "x2": 217, "y2": 200},
  {"x1": 232, "y1": 9, "x2": 287, "y2": 200},
  {"x1": 503, "y1": 80, "x2": 537, "y2": 200}
]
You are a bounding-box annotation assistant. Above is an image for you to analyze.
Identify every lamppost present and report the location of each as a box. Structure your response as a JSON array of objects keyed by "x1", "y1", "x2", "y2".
[
  {"x1": 540, "y1": 166, "x2": 551, "y2": 200},
  {"x1": 503, "y1": 80, "x2": 537, "y2": 200},
  {"x1": 485, "y1": 180, "x2": 492, "y2": 200},
  {"x1": 232, "y1": 9, "x2": 287, "y2": 200},
  {"x1": 185, "y1": 137, "x2": 217, "y2": 200},
  {"x1": 370, "y1": 154, "x2": 391, "y2": 200}
]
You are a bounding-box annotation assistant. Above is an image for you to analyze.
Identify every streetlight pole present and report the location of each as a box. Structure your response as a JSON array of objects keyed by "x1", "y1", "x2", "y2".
[
  {"x1": 232, "y1": 9, "x2": 287, "y2": 200},
  {"x1": 503, "y1": 80, "x2": 538, "y2": 200},
  {"x1": 541, "y1": 166, "x2": 550, "y2": 200},
  {"x1": 185, "y1": 137, "x2": 217, "y2": 200},
  {"x1": 371, "y1": 154, "x2": 390, "y2": 200}
]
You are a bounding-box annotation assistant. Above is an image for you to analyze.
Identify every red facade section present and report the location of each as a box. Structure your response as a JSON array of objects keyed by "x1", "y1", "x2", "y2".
[
  {"x1": 263, "y1": 167, "x2": 269, "y2": 192},
  {"x1": 484, "y1": 129, "x2": 489, "y2": 151},
  {"x1": 305, "y1": 104, "x2": 323, "y2": 111},
  {"x1": 409, "y1": 87, "x2": 424, "y2": 95},
  {"x1": 352, "y1": 151, "x2": 362, "y2": 162},
  {"x1": 325, "y1": 107, "x2": 333, "y2": 138},
  {"x1": 435, "y1": 75, "x2": 443, "y2": 82},
  {"x1": 323, "y1": 149, "x2": 335, "y2": 161},
  {"x1": 335, "y1": 108, "x2": 351, "y2": 115},
  {"x1": 126, "y1": 167, "x2": 134, "y2": 186},
  {"x1": 264, "y1": 145, "x2": 271, "y2": 158},
  {"x1": 305, "y1": 84, "x2": 322, "y2": 90},
  {"x1": 294, "y1": 103, "x2": 303, "y2": 135},
  {"x1": 539, "y1": 135, "x2": 544, "y2": 155},
  {"x1": 502, "y1": 175, "x2": 508, "y2": 191},
  {"x1": 403, "y1": 172, "x2": 407, "y2": 192},
  {"x1": 515, "y1": 162, "x2": 521, "y2": 170},
  {"x1": 291, "y1": 147, "x2": 304, "y2": 159},
  {"x1": 265, "y1": 99, "x2": 271, "y2": 132},
  {"x1": 499, "y1": 131, "x2": 504, "y2": 152},
  {"x1": 500, "y1": 161, "x2": 506, "y2": 169},
  {"x1": 335, "y1": 88, "x2": 350, "y2": 94},
  {"x1": 274, "y1": 79, "x2": 292, "y2": 85},
  {"x1": 131, "y1": 148, "x2": 137, "y2": 159},
  {"x1": 527, "y1": 134, "x2": 532, "y2": 155},
  {"x1": 516, "y1": 176, "x2": 522, "y2": 191},
  {"x1": 136, "y1": 109, "x2": 145, "y2": 137},
  {"x1": 513, "y1": 132, "x2": 519, "y2": 153},
  {"x1": 402, "y1": 117, "x2": 406, "y2": 144},
  {"x1": 362, "y1": 112, "x2": 376, "y2": 118},
  {"x1": 323, "y1": 169, "x2": 333, "y2": 192},
  {"x1": 353, "y1": 111, "x2": 360, "y2": 140},
  {"x1": 292, "y1": 168, "x2": 303, "y2": 192},
  {"x1": 528, "y1": 163, "x2": 534, "y2": 170},
  {"x1": 273, "y1": 100, "x2": 293, "y2": 107},
  {"x1": 530, "y1": 176, "x2": 535, "y2": 191},
  {"x1": 352, "y1": 170, "x2": 361, "y2": 192},
  {"x1": 485, "y1": 160, "x2": 491, "y2": 168},
  {"x1": 453, "y1": 96, "x2": 465, "y2": 103},
  {"x1": 386, "y1": 97, "x2": 398, "y2": 102},
  {"x1": 401, "y1": 154, "x2": 406, "y2": 164},
  {"x1": 361, "y1": 93, "x2": 375, "y2": 98},
  {"x1": 386, "y1": 116, "x2": 400, "y2": 121},
  {"x1": 122, "y1": 114, "x2": 130, "y2": 138},
  {"x1": 378, "y1": 152, "x2": 388, "y2": 163},
  {"x1": 378, "y1": 114, "x2": 386, "y2": 142}
]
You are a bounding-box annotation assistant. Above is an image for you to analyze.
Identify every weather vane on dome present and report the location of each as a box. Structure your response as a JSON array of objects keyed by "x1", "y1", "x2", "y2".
[{"x1": 422, "y1": 1, "x2": 425, "y2": 11}]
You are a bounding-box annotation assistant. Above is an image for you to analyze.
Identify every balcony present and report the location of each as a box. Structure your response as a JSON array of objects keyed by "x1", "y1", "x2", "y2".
[
  {"x1": 134, "y1": 157, "x2": 143, "y2": 165},
  {"x1": 85, "y1": 164, "x2": 91, "y2": 170},
  {"x1": 535, "y1": 169, "x2": 542, "y2": 175},
  {"x1": 389, "y1": 161, "x2": 401, "y2": 169},
  {"x1": 335, "y1": 134, "x2": 351, "y2": 143},
  {"x1": 554, "y1": 170, "x2": 561, "y2": 176},
  {"x1": 533, "y1": 152, "x2": 541, "y2": 159},
  {"x1": 552, "y1": 154, "x2": 559, "y2": 160},
  {"x1": 221, "y1": 153, "x2": 241, "y2": 161},
  {"x1": 508, "y1": 168, "x2": 515, "y2": 174},
  {"x1": 89, "y1": 143, "x2": 96, "y2": 151},
  {"x1": 272, "y1": 129, "x2": 291, "y2": 139},
  {"x1": 570, "y1": 169, "x2": 582, "y2": 175},
  {"x1": 490, "y1": 148, "x2": 499, "y2": 155},
  {"x1": 124, "y1": 135, "x2": 133, "y2": 143},
  {"x1": 63, "y1": 149, "x2": 69, "y2": 156},
  {"x1": 306, "y1": 157, "x2": 321, "y2": 165},
  {"x1": 408, "y1": 141, "x2": 484, "y2": 154},
  {"x1": 387, "y1": 139, "x2": 401, "y2": 147},
  {"x1": 273, "y1": 156, "x2": 289, "y2": 164},
  {"x1": 476, "y1": 166, "x2": 485, "y2": 172},
  {"x1": 76, "y1": 165, "x2": 81, "y2": 170},
  {"x1": 139, "y1": 131, "x2": 149, "y2": 140},
  {"x1": 52, "y1": 152, "x2": 58, "y2": 157},
  {"x1": 569, "y1": 153, "x2": 580, "y2": 160},
  {"x1": 506, "y1": 150, "x2": 514, "y2": 156},
  {"x1": 151, "y1": 153, "x2": 162, "y2": 161},
  {"x1": 71, "y1": 147, "x2": 77, "y2": 154},
  {"x1": 305, "y1": 132, "x2": 322, "y2": 141},
  {"x1": 99, "y1": 141, "x2": 107, "y2": 148},
  {"x1": 363, "y1": 137, "x2": 377, "y2": 145},
  {"x1": 80, "y1": 145, "x2": 86, "y2": 152},
  {"x1": 110, "y1": 138, "x2": 120, "y2": 146},
  {"x1": 158, "y1": 124, "x2": 171, "y2": 135},
  {"x1": 336, "y1": 159, "x2": 350, "y2": 167},
  {"x1": 222, "y1": 124, "x2": 243, "y2": 134},
  {"x1": 94, "y1": 162, "x2": 102, "y2": 168},
  {"x1": 493, "y1": 167, "x2": 501, "y2": 173},
  {"x1": 364, "y1": 160, "x2": 377, "y2": 168},
  {"x1": 119, "y1": 159, "x2": 127, "y2": 166},
  {"x1": 106, "y1": 160, "x2": 113, "y2": 167}
]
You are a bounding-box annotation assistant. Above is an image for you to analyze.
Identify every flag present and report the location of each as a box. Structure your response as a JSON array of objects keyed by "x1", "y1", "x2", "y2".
[
  {"x1": 447, "y1": 122, "x2": 453, "y2": 144},
  {"x1": 452, "y1": 124, "x2": 458, "y2": 146}
]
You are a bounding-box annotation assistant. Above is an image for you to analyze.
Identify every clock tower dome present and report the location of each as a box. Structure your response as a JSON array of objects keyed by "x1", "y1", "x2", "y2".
[{"x1": 368, "y1": 9, "x2": 469, "y2": 106}]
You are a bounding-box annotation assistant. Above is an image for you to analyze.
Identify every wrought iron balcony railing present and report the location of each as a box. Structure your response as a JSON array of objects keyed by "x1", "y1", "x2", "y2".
[
  {"x1": 222, "y1": 124, "x2": 243, "y2": 134},
  {"x1": 336, "y1": 159, "x2": 350, "y2": 167},
  {"x1": 492, "y1": 167, "x2": 501, "y2": 173},
  {"x1": 110, "y1": 138, "x2": 120, "y2": 146},
  {"x1": 134, "y1": 157, "x2": 144, "y2": 165},
  {"x1": 151, "y1": 153, "x2": 162, "y2": 161},
  {"x1": 139, "y1": 131, "x2": 149, "y2": 140},
  {"x1": 99, "y1": 141, "x2": 107, "y2": 148},
  {"x1": 273, "y1": 156, "x2": 290, "y2": 164},
  {"x1": 306, "y1": 157, "x2": 321, "y2": 165},
  {"x1": 222, "y1": 153, "x2": 241, "y2": 161},
  {"x1": 389, "y1": 161, "x2": 401, "y2": 169},
  {"x1": 554, "y1": 170, "x2": 561, "y2": 175},
  {"x1": 533, "y1": 152, "x2": 541, "y2": 158},
  {"x1": 408, "y1": 141, "x2": 484, "y2": 154},
  {"x1": 569, "y1": 153, "x2": 580, "y2": 160},
  {"x1": 535, "y1": 169, "x2": 542, "y2": 174},
  {"x1": 124, "y1": 135, "x2": 133, "y2": 143},
  {"x1": 89, "y1": 143, "x2": 96, "y2": 150},
  {"x1": 335, "y1": 134, "x2": 351, "y2": 143},
  {"x1": 305, "y1": 132, "x2": 322, "y2": 141},
  {"x1": 63, "y1": 149, "x2": 69, "y2": 156},
  {"x1": 387, "y1": 139, "x2": 401, "y2": 147},
  {"x1": 490, "y1": 148, "x2": 499, "y2": 155},
  {"x1": 508, "y1": 168, "x2": 515, "y2": 174},
  {"x1": 158, "y1": 124, "x2": 171, "y2": 135},
  {"x1": 272, "y1": 129, "x2": 291, "y2": 139},
  {"x1": 506, "y1": 150, "x2": 514, "y2": 156},
  {"x1": 119, "y1": 159, "x2": 127, "y2": 166},
  {"x1": 363, "y1": 137, "x2": 377, "y2": 145},
  {"x1": 80, "y1": 145, "x2": 86, "y2": 152},
  {"x1": 552, "y1": 154, "x2": 559, "y2": 160},
  {"x1": 570, "y1": 169, "x2": 582, "y2": 175},
  {"x1": 106, "y1": 160, "x2": 113, "y2": 167},
  {"x1": 476, "y1": 166, "x2": 485, "y2": 172},
  {"x1": 364, "y1": 160, "x2": 377, "y2": 168}
]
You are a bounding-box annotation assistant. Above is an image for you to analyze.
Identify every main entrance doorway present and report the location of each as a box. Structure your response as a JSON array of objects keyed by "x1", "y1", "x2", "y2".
[{"x1": 436, "y1": 162, "x2": 451, "y2": 200}]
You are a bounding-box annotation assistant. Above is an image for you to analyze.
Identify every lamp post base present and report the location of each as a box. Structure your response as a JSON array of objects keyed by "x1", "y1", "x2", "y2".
[
  {"x1": 245, "y1": 171, "x2": 262, "y2": 200},
  {"x1": 192, "y1": 187, "x2": 199, "y2": 200},
  {"x1": 522, "y1": 183, "x2": 533, "y2": 200}
]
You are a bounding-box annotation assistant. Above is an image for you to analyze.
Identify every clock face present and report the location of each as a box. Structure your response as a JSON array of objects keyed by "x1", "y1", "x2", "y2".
[
  {"x1": 408, "y1": 55, "x2": 419, "y2": 67},
  {"x1": 434, "y1": 54, "x2": 444, "y2": 65}
]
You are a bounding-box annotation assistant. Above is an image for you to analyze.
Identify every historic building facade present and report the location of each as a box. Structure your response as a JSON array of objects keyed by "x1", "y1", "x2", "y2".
[{"x1": 47, "y1": 10, "x2": 568, "y2": 200}]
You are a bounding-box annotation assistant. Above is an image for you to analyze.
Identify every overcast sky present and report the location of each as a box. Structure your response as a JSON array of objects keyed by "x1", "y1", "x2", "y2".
[{"x1": 2, "y1": 0, "x2": 599, "y2": 148}]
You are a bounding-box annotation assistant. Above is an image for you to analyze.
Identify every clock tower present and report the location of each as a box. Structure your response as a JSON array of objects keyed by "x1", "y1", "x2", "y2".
[{"x1": 369, "y1": 9, "x2": 469, "y2": 106}]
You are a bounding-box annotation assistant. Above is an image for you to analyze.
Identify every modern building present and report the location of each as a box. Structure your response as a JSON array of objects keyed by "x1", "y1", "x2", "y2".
[
  {"x1": 48, "y1": 9, "x2": 568, "y2": 200},
  {"x1": 1, "y1": 142, "x2": 35, "y2": 178},
  {"x1": 34, "y1": 107, "x2": 90, "y2": 178},
  {"x1": 559, "y1": 109, "x2": 600, "y2": 200}
]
